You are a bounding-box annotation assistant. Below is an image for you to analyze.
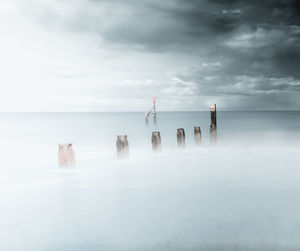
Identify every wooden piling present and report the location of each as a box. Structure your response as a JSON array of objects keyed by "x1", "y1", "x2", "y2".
[
  {"x1": 145, "y1": 112, "x2": 149, "y2": 125},
  {"x1": 58, "y1": 143, "x2": 75, "y2": 168},
  {"x1": 116, "y1": 135, "x2": 129, "y2": 158},
  {"x1": 177, "y1": 128, "x2": 185, "y2": 148},
  {"x1": 210, "y1": 104, "x2": 217, "y2": 127},
  {"x1": 151, "y1": 131, "x2": 161, "y2": 151},
  {"x1": 153, "y1": 96, "x2": 157, "y2": 122},
  {"x1": 210, "y1": 124, "x2": 217, "y2": 143},
  {"x1": 210, "y1": 104, "x2": 217, "y2": 143},
  {"x1": 194, "y1": 126, "x2": 201, "y2": 145}
]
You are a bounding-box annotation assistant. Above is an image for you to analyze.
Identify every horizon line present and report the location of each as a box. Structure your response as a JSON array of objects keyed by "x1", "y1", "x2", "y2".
[{"x1": 0, "y1": 110, "x2": 299, "y2": 113}]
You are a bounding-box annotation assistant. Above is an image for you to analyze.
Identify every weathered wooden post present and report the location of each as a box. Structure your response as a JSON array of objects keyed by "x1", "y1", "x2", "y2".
[
  {"x1": 153, "y1": 96, "x2": 157, "y2": 123},
  {"x1": 58, "y1": 143, "x2": 75, "y2": 168},
  {"x1": 194, "y1": 126, "x2": 201, "y2": 145},
  {"x1": 145, "y1": 112, "x2": 149, "y2": 125},
  {"x1": 67, "y1": 144, "x2": 76, "y2": 166},
  {"x1": 116, "y1": 135, "x2": 129, "y2": 158},
  {"x1": 58, "y1": 144, "x2": 67, "y2": 167},
  {"x1": 210, "y1": 124, "x2": 217, "y2": 143},
  {"x1": 151, "y1": 131, "x2": 161, "y2": 151},
  {"x1": 210, "y1": 104, "x2": 217, "y2": 127},
  {"x1": 177, "y1": 128, "x2": 185, "y2": 148},
  {"x1": 210, "y1": 104, "x2": 217, "y2": 143}
]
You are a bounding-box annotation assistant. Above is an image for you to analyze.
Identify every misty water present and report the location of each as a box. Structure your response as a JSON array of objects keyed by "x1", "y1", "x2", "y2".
[{"x1": 1, "y1": 112, "x2": 300, "y2": 251}]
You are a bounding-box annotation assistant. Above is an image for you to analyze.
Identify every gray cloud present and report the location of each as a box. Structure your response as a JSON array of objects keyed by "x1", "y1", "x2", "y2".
[{"x1": 18, "y1": 0, "x2": 300, "y2": 110}]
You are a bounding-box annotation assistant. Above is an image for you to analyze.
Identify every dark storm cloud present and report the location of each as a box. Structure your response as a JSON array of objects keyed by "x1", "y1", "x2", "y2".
[
  {"x1": 97, "y1": 0, "x2": 300, "y2": 50},
  {"x1": 28, "y1": 0, "x2": 300, "y2": 52},
  {"x1": 162, "y1": 0, "x2": 300, "y2": 99},
  {"x1": 24, "y1": 0, "x2": 300, "y2": 109}
]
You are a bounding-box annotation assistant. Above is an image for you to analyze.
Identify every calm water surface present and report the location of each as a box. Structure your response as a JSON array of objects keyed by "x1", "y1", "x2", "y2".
[{"x1": 0, "y1": 112, "x2": 300, "y2": 251}]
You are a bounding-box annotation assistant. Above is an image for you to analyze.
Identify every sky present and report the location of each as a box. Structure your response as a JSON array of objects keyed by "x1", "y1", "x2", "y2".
[{"x1": 0, "y1": 0, "x2": 299, "y2": 111}]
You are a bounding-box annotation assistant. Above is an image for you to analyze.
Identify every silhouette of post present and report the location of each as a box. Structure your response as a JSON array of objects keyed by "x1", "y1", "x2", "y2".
[
  {"x1": 116, "y1": 135, "x2": 129, "y2": 158},
  {"x1": 58, "y1": 143, "x2": 75, "y2": 168},
  {"x1": 177, "y1": 128, "x2": 185, "y2": 148},
  {"x1": 194, "y1": 126, "x2": 201, "y2": 145},
  {"x1": 210, "y1": 104, "x2": 217, "y2": 143},
  {"x1": 151, "y1": 131, "x2": 161, "y2": 151}
]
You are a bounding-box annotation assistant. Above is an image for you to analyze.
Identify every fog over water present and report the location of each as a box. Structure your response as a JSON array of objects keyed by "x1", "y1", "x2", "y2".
[{"x1": 1, "y1": 112, "x2": 300, "y2": 251}]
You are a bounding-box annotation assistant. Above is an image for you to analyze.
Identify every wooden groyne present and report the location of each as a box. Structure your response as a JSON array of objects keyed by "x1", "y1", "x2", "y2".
[
  {"x1": 116, "y1": 135, "x2": 129, "y2": 158},
  {"x1": 177, "y1": 128, "x2": 186, "y2": 148},
  {"x1": 58, "y1": 105, "x2": 219, "y2": 163},
  {"x1": 58, "y1": 143, "x2": 75, "y2": 167},
  {"x1": 210, "y1": 104, "x2": 217, "y2": 143},
  {"x1": 194, "y1": 126, "x2": 201, "y2": 145},
  {"x1": 152, "y1": 131, "x2": 162, "y2": 151}
]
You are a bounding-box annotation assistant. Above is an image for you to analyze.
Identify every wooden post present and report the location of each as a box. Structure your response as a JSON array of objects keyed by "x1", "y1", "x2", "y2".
[
  {"x1": 58, "y1": 143, "x2": 75, "y2": 168},
  {"x1": 152, "y1": 96, "x2": 157, "y2": 123},
  {"x1": 194, "y1": 126, "x2": 201, "y2": 145},
  {"x1": 210, "y1": 104, "x2": 217, "y2": 143},
  {"x1": 145, "y1": 112, "x2": 149, "y2": 125},
  {"x1": 116, "y1": 135, "x2": 129, "y2": 158},
  {"x1": 210, "y1": 104, "x2": 217, "y2": 127},
  {"x1": 177, "y1": 128, "x2": 185, "y2": 148},
  {"x1": 210, "y1": 124, "x2": 217, "y2": 143},
  {"x1": 151, "y1": 131, "x2": 161, "y2": 151}
]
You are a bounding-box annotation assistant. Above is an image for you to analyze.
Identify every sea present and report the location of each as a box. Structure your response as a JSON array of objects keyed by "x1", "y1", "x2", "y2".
[{"x1": 0, "y1": 111, "x2": 300, "y2": 251}]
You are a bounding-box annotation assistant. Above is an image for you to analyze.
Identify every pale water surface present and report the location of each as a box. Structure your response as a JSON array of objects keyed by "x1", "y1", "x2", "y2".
[{"x1": 0, "y1": 112, "x2": 300, "y2": 251}]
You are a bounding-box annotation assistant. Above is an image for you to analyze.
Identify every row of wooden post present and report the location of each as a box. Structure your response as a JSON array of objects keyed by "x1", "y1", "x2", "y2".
[
  {"x1": 116, "y1": 126, "x2": 203, "y2": 158},
  {"x1": 117, "y1": 104, "x2": 217, "y2": 158},
  {"x1": 59, "y1": 104, "x2": 217, "y2": 163}
]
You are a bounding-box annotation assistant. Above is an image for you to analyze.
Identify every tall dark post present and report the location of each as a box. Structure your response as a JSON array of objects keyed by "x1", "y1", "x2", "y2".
[
  {"x1": 194, "y1": 126, "x2": 201, "y2": 145},
  {"x1": 210, "y1": 104, "x2": 217, "y2": 143},
  {"x1": 151, "y1": 131, "x2": 161, "y2": 151},
  {"x1": 210, "y1": 104, "x2": 217, "y2": 127},
  {"x1": 116, "y1": 135, "x2": 129, "y2": 158},
  {"x1": 153, "y1": 96, "x2": 157, "y2": 123},
  {"x1": 177, "y1": 128, "x2": 185, "y2": 148}
]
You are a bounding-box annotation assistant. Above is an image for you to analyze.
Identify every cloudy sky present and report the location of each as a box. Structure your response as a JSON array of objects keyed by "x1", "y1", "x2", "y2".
[{"x1": 0, "y1": 0, "x2": 299, "y2": 111}]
